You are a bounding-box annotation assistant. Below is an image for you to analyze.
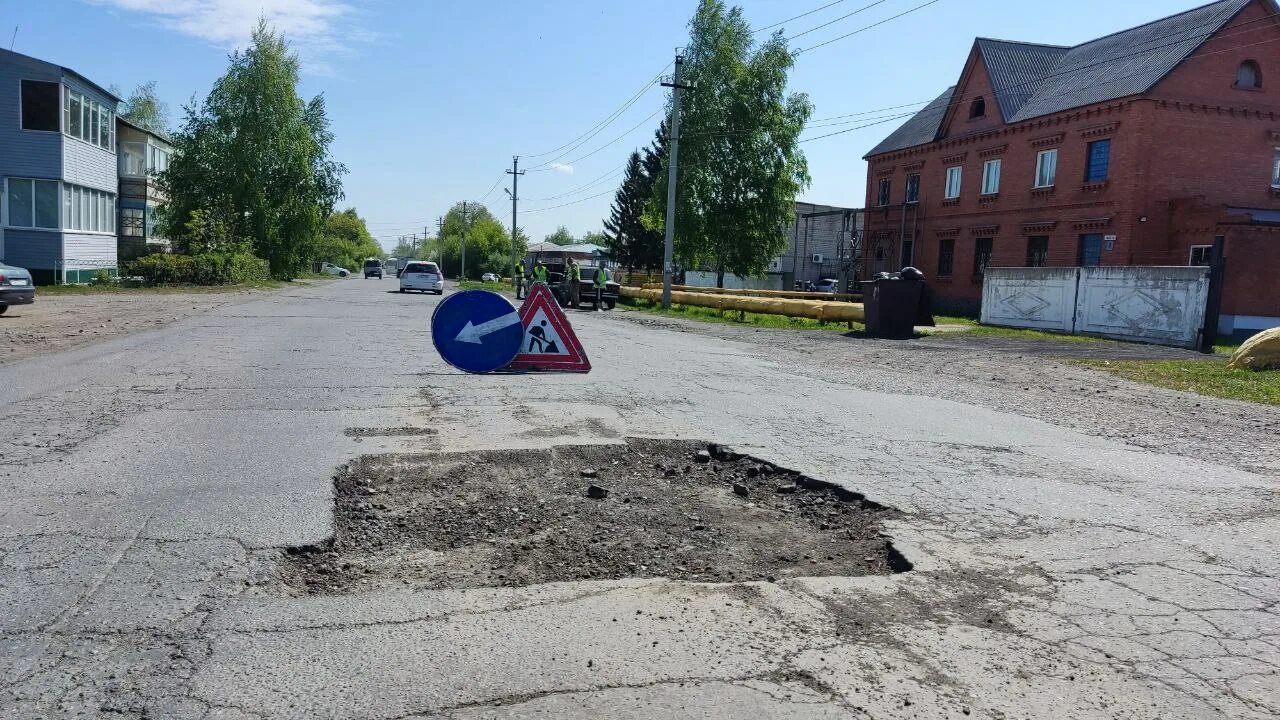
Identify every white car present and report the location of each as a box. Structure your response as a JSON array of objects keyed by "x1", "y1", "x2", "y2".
[
  {"x1": 481, "y1": 272, "x2": 500, "y2": 283},
  {"x1": 400, "y1": 261, "x2": 444, "y2": 294},
  {"x1": 321, "y1": 262, "x2": 350, "y2": 278}
]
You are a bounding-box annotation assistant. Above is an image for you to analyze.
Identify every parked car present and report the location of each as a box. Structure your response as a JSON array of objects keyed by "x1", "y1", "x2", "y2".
[
  {"x1": 481, "y1": 272, "x2": 500, "y2": 283},
  {"x1": 400, "y1": 261, "x2": 444, "y2": 294},
  {"x1": 546, "y1": 263, "x2": 619, "y2": 310},
  {"x1": 363, "y1": 259, "x2": 384, "y2": 279},
  {"x1": 814, "y1": 278, "x2": 839, "y2": 294},
  {"x1": 0, "y1": 262, "x2": 36, "y2": 315},
  {"x1": 321, "y1": 262, "x2": 350, "y2": 278}
]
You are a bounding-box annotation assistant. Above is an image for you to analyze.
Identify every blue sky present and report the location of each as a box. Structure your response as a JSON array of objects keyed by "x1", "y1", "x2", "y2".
[{"x1": 11, "y1": 0, "x2": 1219, "y2": 249}]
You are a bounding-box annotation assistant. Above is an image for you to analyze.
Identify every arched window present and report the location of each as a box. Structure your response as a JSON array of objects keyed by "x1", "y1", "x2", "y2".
[
  {"x1": 969, "y1": 96, "x2": 986, "y2": 119},
  {"x1": 1237, "y1": 60, "x2": 1261, "y2": 89}
]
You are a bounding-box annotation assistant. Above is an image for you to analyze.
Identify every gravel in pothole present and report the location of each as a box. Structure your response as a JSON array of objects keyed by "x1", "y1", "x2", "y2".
[{"x1": 277, "y1": 438, "x2": 907, "y2": 594}]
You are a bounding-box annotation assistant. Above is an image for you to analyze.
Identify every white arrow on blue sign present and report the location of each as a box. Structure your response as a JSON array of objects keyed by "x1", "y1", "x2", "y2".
[{"x1": 431, "y1": 290, "x2": 524, "y2": 373}]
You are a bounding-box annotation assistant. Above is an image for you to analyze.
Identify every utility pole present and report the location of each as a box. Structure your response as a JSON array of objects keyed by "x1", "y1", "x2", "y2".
[
  {"x1": 507, "y1": 156, "x2": 525, "y2": 283},
  {"x1": 436, "y1": 216, "x2": 444, "y2": 264},
  {"x1": 424, "y1": 225, "x2": 430, "y2": 261},
  {"x1": 460, "y1": 201, "x2": 470, "y2": 281},
  {"x1": 660, "y1": 53, "x2": 692, "y2": 309}
]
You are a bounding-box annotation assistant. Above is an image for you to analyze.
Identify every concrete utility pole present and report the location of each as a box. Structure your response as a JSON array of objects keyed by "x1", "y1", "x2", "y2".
[
  {"x1": 660, "y1": 53, "x2": 692, "y2": 309},
  {"x1": 436, "y1": 217, "x2": 444, "y2": 263},
  {"x1": 460, "y1": 201, "x2": 470, "y2": 281},
  {"x1": 507, "y1": 156, "x2": 525, "y2": 282}
]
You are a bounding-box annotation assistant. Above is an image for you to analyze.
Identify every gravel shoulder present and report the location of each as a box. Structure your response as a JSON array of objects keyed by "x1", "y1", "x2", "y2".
[
  {"x1": 607, "y1": 308, "x2": 1280, "y2": 476},
  {"x1": 0, "y1": 283, "x2": 323, "y2": 365}
]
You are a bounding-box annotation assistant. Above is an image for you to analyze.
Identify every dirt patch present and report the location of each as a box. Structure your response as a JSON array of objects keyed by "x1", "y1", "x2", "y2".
[
  {"x1": 277, "y1": 438, "x2": 908, "y2": 594},
  {"x1": 343, "y1": 426, "x2": 438, "y2": 437}
]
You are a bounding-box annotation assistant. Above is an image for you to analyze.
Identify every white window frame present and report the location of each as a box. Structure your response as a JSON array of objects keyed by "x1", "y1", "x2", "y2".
[
  {"x1": 1035, "y1": 149, "x2": 1058, "y2": 188},
  {"x1": 61, "y1": 182, "x2": 117, "y2": 235},
  {"x1": 1271, "y1": 148, "x2": 1280, "y2": 188},
  {"x1": 944, "y1": 166, "x2": 962, "y2": 199},
  {"x1": 4, "y1": 177, "x2": 61, "y2": 230},
  {"x1": 1189, "y1": 245, "x2": 1212, "y2": 266},
  {"x1": 61, "y1": 86, "x2": 115, "y2": 152},
  {"x1": 981, "y1": 159, "x2": 1001, "y2": 195}
]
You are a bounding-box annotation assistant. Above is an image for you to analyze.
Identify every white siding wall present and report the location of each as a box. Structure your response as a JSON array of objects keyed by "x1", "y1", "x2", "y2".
[
  {"x1": 63, "y1": 232, "x2": 116, "y2": 268},
  {"x1": 60, "y1": 77, "x2": 117, "y2": 192}
]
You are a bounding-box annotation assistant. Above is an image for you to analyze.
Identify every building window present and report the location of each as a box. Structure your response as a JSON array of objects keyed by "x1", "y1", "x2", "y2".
[
  {"x1": 148, "y1": 145, "x2": 170, "y2": 174},
  {"x1": 5, "y1": 178, "x2": 60, "y2": 229},
  {"x1": 901, "y1": 238, "x2": 915, "y2": 268},
  {"x1": 62, "y1": 87, "x2": 114, "y2": 150},
  {"x1": 1272, "y1": 149, "x2": 1280, "y2": 188},
  {"x1": 1034, "y1": 149, "x2": 1057, "y2": 188},
  {"x1": 969, "y1": 96, "x2": 986, "y2": 119},
  {"x1": 973, "y1": 237, "x2": 993, "y2": 275},
  {"x1": 877, "y1": 178, "x2": 891, "y2": 207},
  {"x1": 1085, "y1": 139, "x2": 1111, "y2": 182},
  {"x1": 62, "y1": 184, "x2": 116, "y2": 233},
  {"x1": 981, "y1": 159, "x2": 1001, "y2": 195},
  {"x1": 1026, "y1": 236, "x2": 1049, "y2": 267},
  {"x1": 905, "y1": 173, "x2": 920, "y2": 203},
  {"x1": 937, "y1": 238, "x2": 955, "y2": 276},
  {"x1": 120, "y1": 142, "x2": 147, "y2": 177},
  {"x1": 944, "y1": 166, "x2": 962, "y2": 199},
  {"x1": 1189, "y1": 245, "x2": 1212, "y2": 266},
  {"x1": 20, "y1": 80, "x2": 61, "y2": 132},
  {"x1": 1237, "y1": 60, "x2": 1261, "y2": 89},
  {"x1": 1078, "y1": 233, "x2": 1104, "y2": 267},
  {"x1": 121, "y1": 207, "x2": 146, "y2": 237}
]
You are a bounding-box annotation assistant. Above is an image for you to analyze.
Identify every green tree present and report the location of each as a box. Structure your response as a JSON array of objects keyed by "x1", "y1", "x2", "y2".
[
  {"x1": 112, "y1": 81, "x2": 170, "y2": 135},
  {"x1": 647, "y1": 0, "x2": 811, "y2": 286},
  {"x1": 389, "y1": 238, "x2": 418, "y2": 259},
  {"x1": 604, "y1": 123, "x2": 666, "y2": 270},
  {"x1": 437, "y1": 203, "x2": 511, "y2": 279},
  {"x1": 544, "y1": 226, "x2": 576, "y2": 246},
  {"x1": 158, "y1": 22, "x2": 347, "y2": 279},
  {"x1": 316, "y1": 208, "x2": 382, "y2": 270}
]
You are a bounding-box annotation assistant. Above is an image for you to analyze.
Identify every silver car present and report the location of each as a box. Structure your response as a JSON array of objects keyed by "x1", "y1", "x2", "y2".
[
  {"x1": 399, "y1": 261, "x2": 444, "y2": 294},
  {"x1": 0, "y1": 262, "x2": 35, "y2": 315}
]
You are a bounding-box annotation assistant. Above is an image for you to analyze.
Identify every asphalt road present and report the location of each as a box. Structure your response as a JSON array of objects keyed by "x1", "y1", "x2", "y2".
[{"x1": 1, "y1": 277, "x2": 1277, "y2": 719}]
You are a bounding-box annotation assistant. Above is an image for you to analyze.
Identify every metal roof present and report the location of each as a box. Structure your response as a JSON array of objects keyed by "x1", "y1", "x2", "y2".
[
  {"x1": 866, "y1": 0, "x2": 1252, "y2": 156},
  {"x1": 864, "y1": 87, "x2": 954, "y2": 158}
]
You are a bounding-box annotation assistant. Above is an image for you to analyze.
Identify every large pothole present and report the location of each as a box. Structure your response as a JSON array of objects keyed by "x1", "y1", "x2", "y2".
[{"x1": 278, "y1": 438, "x2": 910, "y2": 594}]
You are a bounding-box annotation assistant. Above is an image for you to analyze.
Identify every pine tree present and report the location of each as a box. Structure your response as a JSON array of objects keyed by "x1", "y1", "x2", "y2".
[{"x1": 604, "y1": 123, "x2": 667, "y2": 271}]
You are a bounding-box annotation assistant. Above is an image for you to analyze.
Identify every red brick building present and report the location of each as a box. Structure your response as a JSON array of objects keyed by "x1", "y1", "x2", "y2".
[{"x1": 862, "y1": 0, "x2": 1280, "y2": 335}]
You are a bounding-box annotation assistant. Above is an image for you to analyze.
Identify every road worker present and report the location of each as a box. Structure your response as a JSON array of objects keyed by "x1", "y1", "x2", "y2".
[
  {"x1": 567, "y1": 259, "x2": 582, "y2": 307},
  {"x1": 533, "y1": 261, "x2": 549, "y2": 285},
  {"x1": 514, "y1": 262, "x2": 526, "y2": 299},
  {"x1": 593, "y1": 264, "x2": 610, "y2": 311}
]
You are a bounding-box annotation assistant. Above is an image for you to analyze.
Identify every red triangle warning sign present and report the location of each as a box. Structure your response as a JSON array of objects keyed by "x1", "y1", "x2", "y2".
[{"x1": 509, "y1": 282, "x2": 591, "y2": 372}]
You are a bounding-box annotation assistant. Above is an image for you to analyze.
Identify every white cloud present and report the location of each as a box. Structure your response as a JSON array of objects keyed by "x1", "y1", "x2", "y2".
[
  {"x1": 550, "y1": 163, "x2": 574, "y2": 175},
  {"x1": 89, "y1": 0, "x2": 365, "y2": 69}
]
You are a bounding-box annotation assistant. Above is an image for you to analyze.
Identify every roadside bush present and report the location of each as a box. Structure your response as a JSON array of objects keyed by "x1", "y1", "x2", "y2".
[{"x1": 124, "y1": 252, "x2": 270, "y2": 285}]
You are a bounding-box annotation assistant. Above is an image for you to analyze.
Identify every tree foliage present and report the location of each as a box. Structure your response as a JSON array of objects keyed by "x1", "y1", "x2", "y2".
[
  {"x1": 157, "y1": 22, "x2": 346, "y2": 279},
  {"x1": 604, "y1": 123, "x2": 666, "y2": 270},
  {"x1": 646, "y1": 0, "x2": 811, "y2": 284},
  {"x1": 435, "y1": 203, "x2": 513, "y2": 279},
  {"x1": 116, "y1": 81, "x2": 170, "y2": 135},
  {"x1": 316, "y1": 208, "x2": 382, "y2": 270},
  {"x1": 544, "y1": 226, "x2": 576, "y2": 246}
]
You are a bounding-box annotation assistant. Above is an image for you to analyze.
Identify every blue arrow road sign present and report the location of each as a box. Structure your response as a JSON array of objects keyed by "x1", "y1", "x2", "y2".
[{"x1": 431, "y1": 290, "x2": 524, "y2": 373}]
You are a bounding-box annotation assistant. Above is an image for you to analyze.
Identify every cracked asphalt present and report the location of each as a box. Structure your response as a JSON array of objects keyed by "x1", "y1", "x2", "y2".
[{"x1": 1, "y1": 278, "x2": 1277, "y2": 719}]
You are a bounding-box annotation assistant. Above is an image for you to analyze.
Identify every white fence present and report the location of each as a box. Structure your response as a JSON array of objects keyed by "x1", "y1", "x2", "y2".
[
  {"x1": 684, "y1": 270, "x2": 784, "y2": 291},
  {"x1": 981, "y1": 266, "x2": 1211, "y2": 348}
]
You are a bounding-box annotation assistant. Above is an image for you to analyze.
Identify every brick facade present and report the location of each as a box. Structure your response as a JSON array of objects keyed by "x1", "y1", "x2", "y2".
[{"x1": 862, "y1": 0, "x2": 1280, "y2": 332}]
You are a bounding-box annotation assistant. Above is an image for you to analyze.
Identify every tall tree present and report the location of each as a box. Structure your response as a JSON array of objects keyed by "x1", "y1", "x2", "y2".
[
  {"x1": 116, "y1": 81, "x2": 170, "y2": 135},
  {"x1": 544, "y1": 226, "x2": 576, "y2": 246},
  {"x1": 316, "y1": 208, "x2": 382, "y2": 270},
  {"x1": 604, "y1": 123, "x2": 666, "y2": 271},
  {"x1": 646, "y1": 0, "x2": 812, "y2": 286},
  {"x1": 437, "y1": 203, "x2": 511, "y2": 278},
  {"x1": 158, "y1": 22, "x2": 347, "y2": 278}
]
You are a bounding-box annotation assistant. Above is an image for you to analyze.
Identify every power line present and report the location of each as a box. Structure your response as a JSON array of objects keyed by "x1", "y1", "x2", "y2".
[
  {"x1": 525, "y1": 163, "x2": 628, "y2": 201},
  {"x1": 753, "y1": 0, "x2": 864, "y2": 34},
  {"x1": 783, "y1": 0, "x2": 894, "y2": 41},
  {"x1": 530, "y1": 108, "x2": 664, "y2": 172},
  {"x1": 794, "y1": 0, "x2": 944, "y2": 54}
]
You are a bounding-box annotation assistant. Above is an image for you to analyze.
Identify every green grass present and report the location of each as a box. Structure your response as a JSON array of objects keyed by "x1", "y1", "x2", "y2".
[
  {"x1": 457, "y1": 280, "x2": 512, "y2": 293},
  {"x1": 927, "y1": 315, "x2": 1105, "y2": 343},
  {"x1": 619, "y1": 297, "x2": 860, "y2": 332},
  {"x1": 38, "y1": 279, "x2": 290, "y2": 295},
  {"x1": 1074, "y1": 358, "x2": 1280, "y2": 406}
]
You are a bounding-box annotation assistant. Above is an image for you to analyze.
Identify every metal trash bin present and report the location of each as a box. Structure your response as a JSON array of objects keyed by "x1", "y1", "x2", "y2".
[{"x1": 860, "y1": 278, "x2": 923, "y2": 339}]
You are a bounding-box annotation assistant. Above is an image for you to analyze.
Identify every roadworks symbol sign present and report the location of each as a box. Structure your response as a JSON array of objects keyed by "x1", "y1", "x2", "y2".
[{"x1": 510, "y1": 283, "x2": 591, "y2": 373}]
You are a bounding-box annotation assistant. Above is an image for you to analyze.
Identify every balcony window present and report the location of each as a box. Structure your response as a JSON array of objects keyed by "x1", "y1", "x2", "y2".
[
  {"x1": 63, "y1": 184, "x2": 116, "y2": 233},
  {"x1": 120, "y1": 142, "x2": 147, "y2": 177},
  {"x1": 121, "y1": 207, "x2": 145, "y2": 237},
  {"x1": 63, "y1": 87, "x2": 114, "y2": 150},
  {"x1": 148, "y1": 145, "x2": 170, "y2": 174}
]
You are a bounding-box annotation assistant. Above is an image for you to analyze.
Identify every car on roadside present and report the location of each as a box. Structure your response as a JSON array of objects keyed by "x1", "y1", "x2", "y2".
[
  {"x1": 481, "y1": 272, "x2": 500, "y2": 283},
  {"x1": 814, "y1": 278, "x2": 839, "y2": 294},
  {"x1": 394, "y1": 257, "x2": 410, "y2": 277},
  {"x1": 363, "y1": 259, "x2": 384, "y2": 279},
  {"x1": 400, "y1": 261, "x2": 444, "y2": 294},
  {"x1": 0, "y1": 262, "x2": 36, "y2": 315},
  {"x1": 321, "y1": 262, "x2": 350, "y2": 278},
  {"x1": 546, "y1": 263, "x2": 619, "y2": 310}
]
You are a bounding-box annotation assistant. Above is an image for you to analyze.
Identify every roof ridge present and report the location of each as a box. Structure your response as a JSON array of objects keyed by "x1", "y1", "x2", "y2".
[
  {"x1": 975, "y1": 37, "x2": 1069, "y2": 49},
  {"x1": 1065, "y1": 0, "x2": 1245, "y2": 51}
]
